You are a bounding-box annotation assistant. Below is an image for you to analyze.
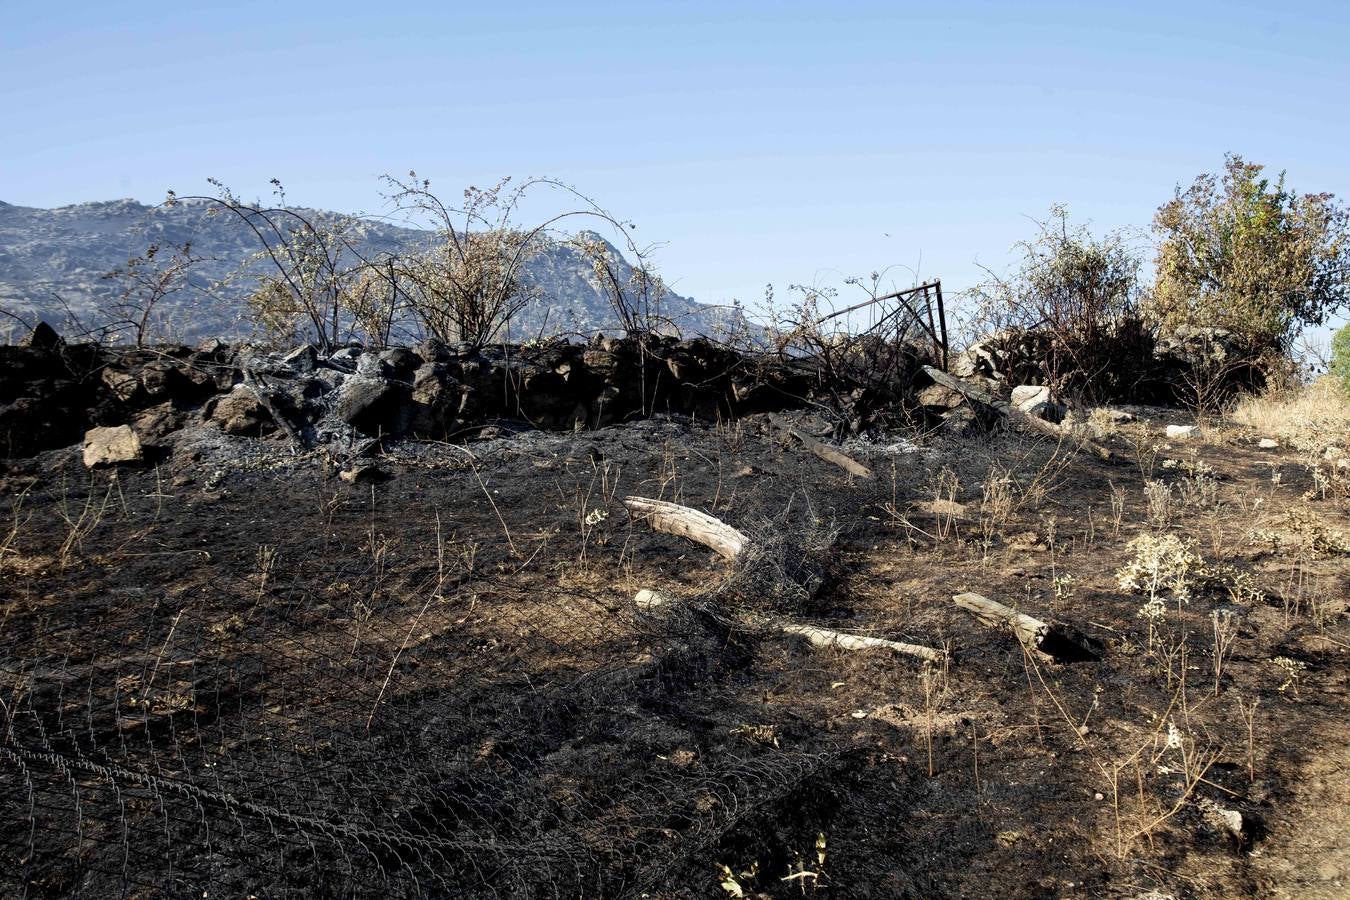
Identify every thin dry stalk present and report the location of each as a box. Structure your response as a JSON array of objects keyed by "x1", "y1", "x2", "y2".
[
  {"x1": 471, "y1": 463, "x2": 520, "y2": 557},
  {"x1": 1210, "y1": 610, "x2": 1239, "y2": 696},
  {"x1": 57, "y1": 476, "x2": 116, "y2": 566},
  {"x1": 1108, "y1": 482, "x2": 1126, "y2": 536},
  {"x1": 367, "y1": 514, "x2": 447, "y2": 731},
  {"x1": 1233, "y1": 695, "x2": 1259, "y2": 784}
]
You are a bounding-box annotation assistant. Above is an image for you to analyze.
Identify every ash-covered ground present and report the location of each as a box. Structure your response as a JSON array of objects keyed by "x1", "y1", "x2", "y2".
[{"x1": 3, "y1": 394, "x2": 1349, "y2": 897}]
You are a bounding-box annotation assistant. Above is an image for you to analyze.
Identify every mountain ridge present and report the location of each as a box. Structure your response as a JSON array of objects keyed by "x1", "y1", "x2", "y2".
[{"x1": 0, "y1": 197, "x2": 742, "y2": 344}]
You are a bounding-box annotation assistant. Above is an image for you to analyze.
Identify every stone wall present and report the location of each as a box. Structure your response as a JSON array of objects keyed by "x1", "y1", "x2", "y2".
[{"x1": 0, "y1": 330, "x2": 932, "y2": 460}]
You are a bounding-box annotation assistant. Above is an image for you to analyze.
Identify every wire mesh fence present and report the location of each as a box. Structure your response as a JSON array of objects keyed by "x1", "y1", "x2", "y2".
[{"x1": 0, "y1": 432, "x2": 867, "y2": 898}]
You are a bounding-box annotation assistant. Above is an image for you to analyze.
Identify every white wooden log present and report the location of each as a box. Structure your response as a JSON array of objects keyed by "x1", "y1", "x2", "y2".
[
  {"x1": 634, "y1": 589, "x2": 942, "y2": 663},
  {"x1": 953, "y1": 591, "x2": 1049, "y2": 651},
  {"x1": 623, "y1": 496, "x2": 747, "y2": 560},
  {"x1": 778, "y1": 623, "x2": 944, "y2": 663}
]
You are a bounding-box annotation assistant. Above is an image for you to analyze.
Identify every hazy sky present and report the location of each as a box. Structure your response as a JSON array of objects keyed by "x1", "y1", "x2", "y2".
[{"x1": 3, "y1": 0, "x2": 1348, "y2": 335}]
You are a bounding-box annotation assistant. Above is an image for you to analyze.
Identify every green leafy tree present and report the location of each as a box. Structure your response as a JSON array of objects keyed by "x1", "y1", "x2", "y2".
[
  {"x1": 1332, "y1": 322, "x2": 1350, "y2": 395},
  {"x1": 1152, "y1": 154, "x2": 1350, "y2": 350}
]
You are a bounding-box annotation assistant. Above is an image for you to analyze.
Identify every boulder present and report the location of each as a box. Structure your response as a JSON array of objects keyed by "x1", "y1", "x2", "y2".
[
  {"x1": 1011, "y1": 384, "x2": 1065, "y2": 423},
  {"x1": 917, "y1": 383, "x2": 964, "y2": 410},
  {"x1": 83, "y1": 425, "x2": 143, "y2": 467},
  {"x1": 282, "y1": 345, "x2": 318, "y2": 374},
  {"x1": 336, "y1": 376, "x2": 410, "y2": 436},
  {"x1": 208, "y1": 388, "x2": 275, "y2": 436}
]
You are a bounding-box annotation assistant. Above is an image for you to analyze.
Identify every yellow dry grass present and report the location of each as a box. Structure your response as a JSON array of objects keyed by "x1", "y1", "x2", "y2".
[{"x1": 1230, "y1": 377, "x2": 1350, "y2": 452}]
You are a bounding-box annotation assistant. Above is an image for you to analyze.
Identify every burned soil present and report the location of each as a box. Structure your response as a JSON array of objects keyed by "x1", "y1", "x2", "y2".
[{"x1": 2, "y1": 382, "x2": 1349, "y2": 897}]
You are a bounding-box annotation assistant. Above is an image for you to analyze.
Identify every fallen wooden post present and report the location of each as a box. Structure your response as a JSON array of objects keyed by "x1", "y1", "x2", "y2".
[
  {"x1": 953, "y1": 592, "x2": 1099, "y2": 662},
  {"x1": 767, "y1": 414, "x2": 874, "y2": 480},
  {"x1": 778, "y1": 623, "x2": 943, "y2": 663},
  {"x1": 921, "y1": 366, "x2": 1111, "y2": 460},
  {"x1": 622, "y1": 496, "x2": 746, "y2": 560},
  {"x1": 635, "y1": 589, "x2": 943, "y2": 663}
]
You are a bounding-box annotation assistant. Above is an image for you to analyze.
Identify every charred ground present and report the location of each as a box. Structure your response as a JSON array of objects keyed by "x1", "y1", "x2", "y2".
[{"x1": 1, "y1": 375, "x2": 1348, "y2": 898}]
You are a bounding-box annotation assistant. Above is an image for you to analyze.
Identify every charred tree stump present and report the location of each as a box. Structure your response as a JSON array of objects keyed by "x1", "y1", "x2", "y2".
[{"x1": 953, "y1": 592, "x2": 1099, "y2": 662}]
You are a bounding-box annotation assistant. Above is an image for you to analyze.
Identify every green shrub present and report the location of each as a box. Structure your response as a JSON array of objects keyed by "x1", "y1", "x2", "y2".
[
  {"x1": 1332, "y1": 322, "x2": 1350, "y2": 394},
  {"x1": 1152, "y1": 154, "x2": 1350, "y2": 352}
]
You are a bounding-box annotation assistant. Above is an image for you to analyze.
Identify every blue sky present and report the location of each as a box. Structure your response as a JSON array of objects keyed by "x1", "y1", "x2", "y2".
[{"x1": 3, "y1": 1, "x2": 1348, "y2": 338}]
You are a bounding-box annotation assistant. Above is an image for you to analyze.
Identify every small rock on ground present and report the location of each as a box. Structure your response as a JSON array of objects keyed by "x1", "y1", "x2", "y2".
[{"x1": 83, "y1": 425, "x2": 143, "y2": 467}]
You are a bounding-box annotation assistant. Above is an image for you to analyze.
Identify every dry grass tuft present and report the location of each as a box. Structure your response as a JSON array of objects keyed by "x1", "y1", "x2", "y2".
[{"x1": 1231, "y1": 377, "x2": 1350, "y2": 451}]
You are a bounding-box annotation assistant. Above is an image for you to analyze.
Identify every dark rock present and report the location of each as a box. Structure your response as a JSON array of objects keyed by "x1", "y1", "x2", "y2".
[
  {"x1": 379, "y1": 347, "x2": 422, "y2": 378},
  {"x1": 20, "y1": 321, "x2": 64, "y2": 352},
  {"x1": 131, "y1": 403, "x2": 187, "y2": 447},
  {"x1": 415, "y1": 337, "x2": 449, "y2": 364},
  {"x1": 336, "y1": 376, "x2": 410, "y2": 436},
  {"x1": 283, "y1": 345, "x2": 318, "y2": 374},
  {"x1": 917, "y1": 383, "x2": 964, "y2": 410},
  {"x1": 355, "y1": 352, "x2": 384, "y2": 378},
  {"x1": 408, "y1": 364, "x2": 457, "y2": 437},
  {"x1": 582, "y1": 349, "x2": 621, "y2": 377},
  {"x1": 327, "y1": 347, "x2": 361, "y2": 372},
  {"x1": 0, "y1": 397, "x2": 80, "y2": 458},
  {"x1": 940, "y1": 406, "x2": 978, "y2": 437},
  {"x1": 101, "y1": 369, "x2": 143, "y2": 404},
  {"x1": 139, "y1": 363, "x2": 173, "y2": 401}
]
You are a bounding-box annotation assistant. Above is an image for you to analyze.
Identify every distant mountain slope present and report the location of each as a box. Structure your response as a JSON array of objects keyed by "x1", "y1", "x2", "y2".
[{"x1": 0, "y1": 198, "x2": 741, "y2": 343}]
